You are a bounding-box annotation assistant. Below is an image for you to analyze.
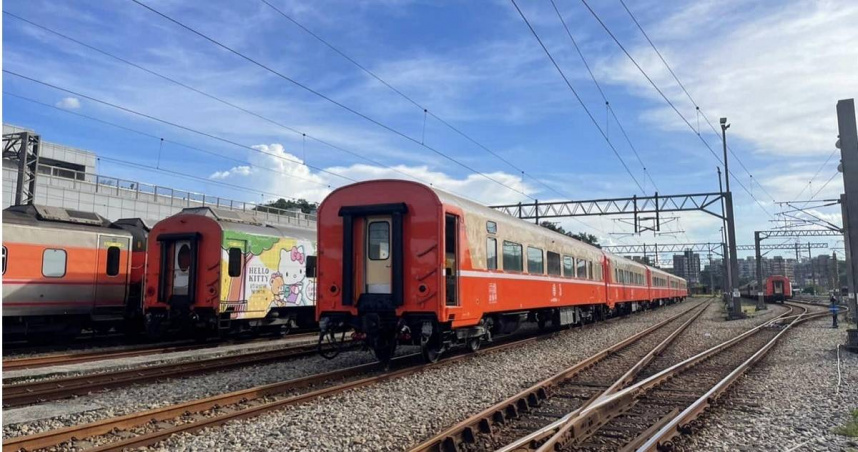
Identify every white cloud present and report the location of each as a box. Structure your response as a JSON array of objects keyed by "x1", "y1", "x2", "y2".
[
  {"x1": 210, "y1": 142, "x2": 536, "y2": 207},
  {"x1": 55, "y1": 96, "x2": 81, "y2": 109},
  {"x1": 595, "y1": 0, "x2": 858, "y2": 158},
  {"x1": 210, "y1": 165, "x2": 252, "y2": 179}
]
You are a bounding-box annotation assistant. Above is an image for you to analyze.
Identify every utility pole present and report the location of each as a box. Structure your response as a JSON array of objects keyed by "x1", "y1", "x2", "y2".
[
  {"x1": 836, "y1": 99, "x2": 858, "y2": 350},
  {"x1": 754, "y1": 232, "x2": 766, "y2": 310},
  {"x1": 721, "y1": 118, "x2": 743, "y2": 319},
  {"x1": 809, "y1": 243, "x2": 816, "y2": 292}
]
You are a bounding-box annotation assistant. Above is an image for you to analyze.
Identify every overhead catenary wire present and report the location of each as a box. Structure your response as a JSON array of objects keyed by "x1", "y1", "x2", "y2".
[
  {"x1": 257, "y1": 0, "x2": 572, "y2": 201},
  {"x1": 509, "y1": 0, "x2": 646, "y2": 195},
  {"x1": 548, "y1": 0, "x2": 659, "y2": 193},
  {"x1": 2, "y1": 11, "x2": 436, "y2": 189},
  {"x1": 129, "y1": 0, "x2": 534, "y2": 201},
  {"x1": 4, "y1": 70, "x2": 359, "y2": 185},
  {"x1": 4, "y1": 91, "x2": 335, "y2": 189},
  {"x1": 578, "y1": 0, "x2": 774, "y2": 219},
  {"x1": 616, "y1": 0, "x2": 780, "y2": 206}
]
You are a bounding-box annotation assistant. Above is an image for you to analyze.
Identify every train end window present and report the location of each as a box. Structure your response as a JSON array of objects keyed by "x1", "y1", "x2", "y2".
[
  {"x1": 42, "y1": 249, "x2": 67, "y2": 278},
  {"x1": 547, "y1": 251, "x2": 561, "y2": 276},
  {"x1": 228, "y1": 247, "x2": 243, "y2": 277},
  {"x1": 368, "y1": 221, "x2": 390, "y2": 260},
  {"x1": 2, "y1": 246, "x2": 6, "y2": 275},
  {"x1": 486, "y1": 238, "x2": 498, "y2": 270},
  {"x1": 106, "y1": 246, "x2": 121, "y2": 276},
  {"x1": 486, "y1": 221, "x2": 497, "y2": 234},
  {"x1": 306, "y1": 255, "x2": 317, "y2": 278}
]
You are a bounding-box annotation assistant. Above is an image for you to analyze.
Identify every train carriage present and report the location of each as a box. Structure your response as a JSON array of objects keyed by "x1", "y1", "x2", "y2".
[
  {"x1": 143, "y1": 207, "x2": 317, "y2": 337},
  {"x1": 2, "y1": 205, "x2": 137, "y2": 339},
  {"x1": 316, "y1": 180, "x2": 687, "y2": 362},
  {"x1": 739, "y1": 275, "x2": 791, "y2": 303}
]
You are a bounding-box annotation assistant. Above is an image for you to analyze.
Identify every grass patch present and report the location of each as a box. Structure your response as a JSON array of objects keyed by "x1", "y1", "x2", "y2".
[{"x1": 835, "y1": 409, "x2": 858, "y2": 437}]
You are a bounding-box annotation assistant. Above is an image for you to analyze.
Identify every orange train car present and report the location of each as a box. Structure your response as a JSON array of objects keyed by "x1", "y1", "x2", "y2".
[
  {"x1": 143, "y1": 207, "x2": 317, "y2": 338},
  {"x1": 2, "y1": 205, "x2": 144, "y2": 339},
  {"x1": 739, "y1": 275, "x2": 791, "y2": 304},
  {"x1": 315, "y1": 180, "x2": 687, "y2": 362}
]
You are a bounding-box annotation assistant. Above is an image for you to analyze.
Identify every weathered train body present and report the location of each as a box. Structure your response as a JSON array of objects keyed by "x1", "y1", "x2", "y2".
[
  {"x1": 315, "y1": 180, "x2": 687, "y2": 361},
  {"x1": 143, "y1": 207, "x2": 317, "y2": 337},
  {"x1": 2, "y1": 205, "x2": 147, "y2": 339},
  {"x1": 739, "y1": 275, "x2": 792, "y2": 303}
]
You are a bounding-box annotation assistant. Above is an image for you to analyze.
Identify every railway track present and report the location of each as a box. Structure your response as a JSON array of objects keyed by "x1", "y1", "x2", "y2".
[
  {"x1": 414, "y1": 302, "x2": 826, "y2": 452},
  {"x1": 2, "y1": 326, "x2": 557, "y2": 451},
  {"x1": 2, "y1": 337, "x2": 342, "y2": 408},
  {"x1": 1, "y1": 333, "x2": 319, "y2": 371},
  {"x1": 2, "y1": 303, "x2": 700, "y2": 452}
]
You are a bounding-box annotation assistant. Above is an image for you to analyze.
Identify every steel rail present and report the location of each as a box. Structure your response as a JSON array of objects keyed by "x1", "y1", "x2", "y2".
[
  {"x1": 636, "y1": 306, "x2": 831, "y2": 451},
  {"x1": 495, "y1": 302, "x2": 709, "y2": 452},
  {"x1": 2, "y1": 340, "x2": 346, "y2": 407},
  {"x1": 533, "y1": 305, "x2": 807, "y2": 451},
  {"x1": 408, "y1": 301, "x2": 707, "y2": 452},
  {"x1": 1, "y1": 333, "x2": 318, "y2": 371},
  {"x1": 67, "y1": 334, "x2": 547, "y2": 452},
  {"x1": 2, "y1": 327, "x2": 561, "y2": 451}
]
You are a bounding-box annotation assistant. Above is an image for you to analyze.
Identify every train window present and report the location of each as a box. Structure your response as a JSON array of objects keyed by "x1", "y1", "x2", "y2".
[
  {"x1": 577, "y1": 259, "x2": 587, "y2": 279},
  {"x1": 563, "y1": 256, "x2": 574, "y2": 278},
  {"x1": 502, "y1": 241, "x2": 523, "y2": 272},
  {"x1": 42, "y1": 249, "x2": 67, "y2": 278},
  {"x1": 228, "y1": 247, "x2": 243, "y2": 277},
  {"x1": 2, "y1": 246, "x2": 6, "y2": 275},
  {"x1": 547, "y1": 252, "x2": 561, "y2": 276},
  {"x1": 595, "y1": 264, "x2": 602, "y2": 281},
  {"x1": 486, "y1": 221, "x2": 497, "y2": 234},
  {"x1": 588, "y1": 262, "x2": 594, "y2": 280},
  {"x1": 368, "y1": 221, "x2": 390, "y2": 260},
  {"x1": 106, "y1": 246, "x2": 121, "y2": 276},
  {"x1": 527, "y1": 247, "x2": 544, "y2": 274},
  {"x1": 486, "y1": 238, "x2": 497, "y2": 270}
]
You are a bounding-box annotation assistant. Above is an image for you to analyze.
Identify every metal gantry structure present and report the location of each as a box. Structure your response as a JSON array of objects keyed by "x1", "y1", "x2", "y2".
[
  {"x1": 602, "y1": 242, "x2": 829, "y2": 255},
  {"x1": 491, "y1": 189, "x2": 747, "y2": 317},
  {"x1": 2, "y1": 131, "x2": 41, "y2": 205}
]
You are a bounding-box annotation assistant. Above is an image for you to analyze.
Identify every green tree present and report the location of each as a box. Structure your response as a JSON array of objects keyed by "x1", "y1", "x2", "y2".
[
  {"x1": 539, "y1": 221, "x2": 600, "y2": 247},
  {"x1": 256, "y1": 198, "x2": 318, "y2": 214}
]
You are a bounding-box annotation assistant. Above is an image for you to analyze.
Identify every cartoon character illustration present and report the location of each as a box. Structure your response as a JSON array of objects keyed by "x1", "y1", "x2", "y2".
[{"x1": 269, "y1": 245, "x2": 307, "y2": 307}]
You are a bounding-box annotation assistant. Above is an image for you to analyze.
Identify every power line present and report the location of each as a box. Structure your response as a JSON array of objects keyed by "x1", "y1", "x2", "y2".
[
  {"x1": 509, "y1": 0, "x2": 646, "y2": 194},
  {"x1": 616, "y1": 0, "x2": 780, "y2": 206},
  {"x1": 793, "y1": 148, "x2": 839, "y2": 201},
  {"x1": 2, "y1": 11, "x2": 435, "y2": 188},
  {"x1": 257, "y1": 0, "x2": 573, "y2": 200},
  {"x1": 129, "y1": 0, "x2": 534, "y2": 201},
  {"x1": 548, "y1": 0, "x2": 659, "y2": 192},
  {"x1": 4, "y1": 91, "x2": 334, "y2": 189},
  {"x1": 578, "y1": 0, "x2": 773, "y2": 219},
  {"x1": 5, "y1": 69, "x2": 358, "y2": 184}
]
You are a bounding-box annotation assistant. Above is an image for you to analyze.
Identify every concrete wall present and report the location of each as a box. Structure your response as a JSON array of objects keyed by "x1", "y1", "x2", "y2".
[{"x1": 2, "y1": 125, "x2": 316, "y2": 230}]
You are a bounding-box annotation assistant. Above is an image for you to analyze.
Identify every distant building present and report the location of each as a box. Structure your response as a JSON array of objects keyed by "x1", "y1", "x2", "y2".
[{"x1": 672, "y1": 250, "x2": 701, "y2": 284}]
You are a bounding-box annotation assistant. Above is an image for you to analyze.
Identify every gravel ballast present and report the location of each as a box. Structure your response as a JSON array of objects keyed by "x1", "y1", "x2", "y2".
[
  {"x1": 153, "y1": 300, "x2": 729, "y2": 451},
  {"x1": 673, "y1": 315, "x2": 858, "y2": 452}
]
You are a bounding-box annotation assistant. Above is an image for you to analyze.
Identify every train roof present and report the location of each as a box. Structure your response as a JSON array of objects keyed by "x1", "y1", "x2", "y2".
[
  {"x1": 2, "y1": 204, "x2": 129, "y2": 235},
  {"x1": 171, "y1": 207, "x2": 316, "y2": 241}
]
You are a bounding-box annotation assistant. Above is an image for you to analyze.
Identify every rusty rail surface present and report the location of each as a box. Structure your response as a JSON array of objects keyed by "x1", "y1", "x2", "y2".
[
  {"x1": 2, "y1": 339, "x2": 338, "y2": 407},
  {"x1": 523, "y1": 303, "x2": 830, "y2": 451},
  {"x1": 1, "y1": 333, "x2": 318, "y2": 371},
  {"x1": 4, "y1": 333, "x2": 547, "y2": 452},
  {"x1": 408, "y1": 301, "x2": 708, "y2": 452}
]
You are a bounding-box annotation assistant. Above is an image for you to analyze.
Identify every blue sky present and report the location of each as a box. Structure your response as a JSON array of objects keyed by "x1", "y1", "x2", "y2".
[{"x1": 3, "y1": 0, "x2": 857, "y2": 262}]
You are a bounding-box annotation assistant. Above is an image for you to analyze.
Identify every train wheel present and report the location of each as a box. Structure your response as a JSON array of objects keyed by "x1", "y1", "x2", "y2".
[
  {"x1": 372, "y1": 333, "x2": 396, "y2": 364},
  {"x1": 467, "y1": 337, "x2": 481, "y2": 352},
  {"x1": 422, "y1": 342, "x2": 443, "y2": 363}
]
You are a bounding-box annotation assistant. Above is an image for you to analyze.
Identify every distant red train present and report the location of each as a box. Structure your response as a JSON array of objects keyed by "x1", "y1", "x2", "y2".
[
  {"x1": 739, "y1": 275, "x2": 792, "y2": 303},
  {"x1": 315, "y1": 180, "x2": 687, "y2": 362}
]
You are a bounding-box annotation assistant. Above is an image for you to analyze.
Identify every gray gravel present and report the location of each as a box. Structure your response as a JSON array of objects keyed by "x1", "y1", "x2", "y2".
[
  {"x1": 151, "y1": 301, "x2": 707, "y2": 451},
  {"x1": 673, "y1": 315, "x2": 858, "y2": 452},
  {"x1": 2, "y1": 347, "x2": 393, "y2": 439}
]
